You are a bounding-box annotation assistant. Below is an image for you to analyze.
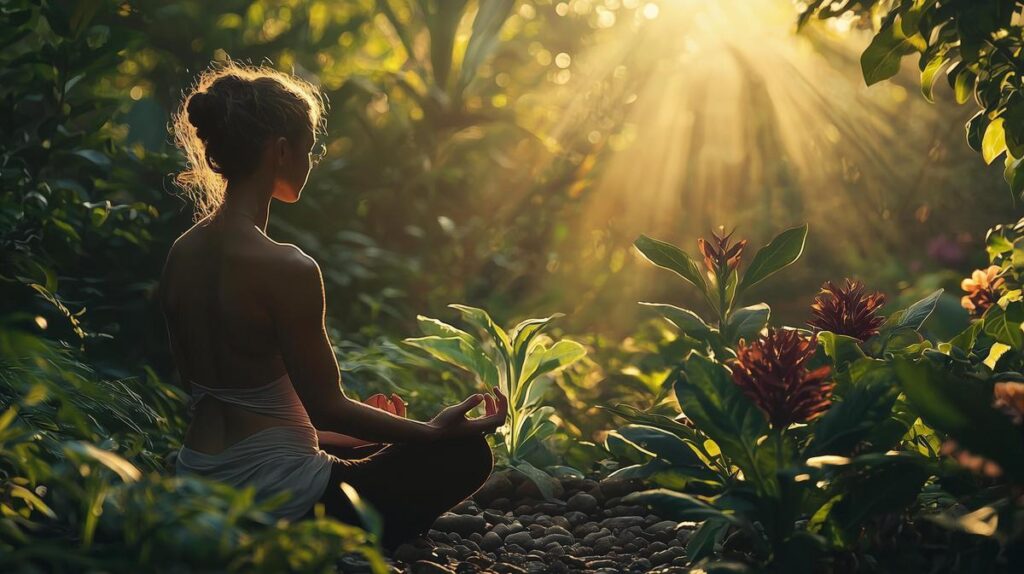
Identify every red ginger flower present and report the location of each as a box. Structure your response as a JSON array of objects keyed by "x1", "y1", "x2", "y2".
[
  {"x1": 961, "y1": 265, "x2": 1004, "y2": 317},
  {"x1": 697, "y1": 228, "x2": 746, "y2": 275},
  {"x1": 808, "y1": 279, "x2": 887, "y2": 341},
  {"x1": 730, "y1": 329, "x2": 833, "y2": 429}
]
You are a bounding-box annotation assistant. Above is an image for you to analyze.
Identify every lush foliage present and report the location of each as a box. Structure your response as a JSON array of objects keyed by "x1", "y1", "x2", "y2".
[{"x1": 801, "y1": 0, "x2": 1024, "y2": 196}]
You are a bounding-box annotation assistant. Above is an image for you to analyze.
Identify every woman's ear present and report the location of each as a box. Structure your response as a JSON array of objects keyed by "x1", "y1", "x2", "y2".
[{"x1": 274, "y1": 136, "x2": 289, "y2": 165}]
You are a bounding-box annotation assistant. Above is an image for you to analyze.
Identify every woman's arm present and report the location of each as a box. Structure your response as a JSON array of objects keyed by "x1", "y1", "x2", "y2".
[{"x1": 270, "y1": 247, "x2": 442, "y2": 444}]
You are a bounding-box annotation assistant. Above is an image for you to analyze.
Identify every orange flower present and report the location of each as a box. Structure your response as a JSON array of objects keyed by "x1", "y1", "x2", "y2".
[
  {"x1": 961, "y1": 265, "x2": 1004, "y2": 317},
  {"x1": 994, "y1": 381, "x2": 1024, "y2": 424}
]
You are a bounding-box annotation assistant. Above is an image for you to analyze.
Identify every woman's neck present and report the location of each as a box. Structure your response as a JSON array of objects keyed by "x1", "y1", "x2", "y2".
[{"x1": 221, "y1": 178, "x2": 273, "y2": 232}]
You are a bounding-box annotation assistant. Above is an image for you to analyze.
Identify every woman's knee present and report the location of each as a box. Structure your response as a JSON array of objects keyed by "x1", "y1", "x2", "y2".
[{"x1": 437, "y1": 434, "x2": 494, "y2": 481}]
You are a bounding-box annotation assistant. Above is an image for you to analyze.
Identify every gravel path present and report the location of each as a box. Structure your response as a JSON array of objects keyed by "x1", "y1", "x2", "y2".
[{"x1": 354, "y1": 470, "x2": 699, "y2": 574}]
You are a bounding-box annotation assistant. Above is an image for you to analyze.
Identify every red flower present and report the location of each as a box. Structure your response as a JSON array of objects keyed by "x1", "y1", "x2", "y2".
[
  {"x1": 808, "y1": 279, "x2": 886, "y2": 341},
  {"x1": 697, "y1": 228, "x2": 746, "y2": 276},
  {"x1": 730, "y1": 329, "x2": 833, "y2": 429}
]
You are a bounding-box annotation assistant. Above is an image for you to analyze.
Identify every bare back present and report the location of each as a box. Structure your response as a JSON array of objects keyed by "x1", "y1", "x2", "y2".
[{"x1": 161, "y1": 218, "x2": 306, "y2": 454}]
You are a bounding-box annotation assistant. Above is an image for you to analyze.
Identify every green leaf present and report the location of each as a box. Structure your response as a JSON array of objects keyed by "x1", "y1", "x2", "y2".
[
  {"x1": 65, "y1": 442, "x2": 141, "y2": 483},
  {"x1": 616, "y1": 424, "x2": 706, "y2": 467},
  {"x1": 512, "y1": 460, "x2": 559, "y2": 501},
  {"x1": 825, "y1": 455, "x2": 931, "y2": 540},
  {"x1": 920, "y1": 54, "x2": 948, "y2": 102},
  {"x1": 725, "y1": 303, "x2": 770, "y2": 342},
  {"x1": 981, "y1": 301, "x2": 1024, "y2": 349},
  {"x1": 520, "y1": 339, "x2": 586, "y2": 385},
  {"x1": 895, "y1": 358, "x2": 1024, "y2": 481},
  {"x1": 675, "y1": 353, "x2": 775, "y2": 495},
  {"x1": 639, "y1": 302, "x2": 713, "y2": 340},
  {"x1": 738, "y1": 225, "x2": 808, "y2": 293},
  {"x1": 457, "y1": 0, "x2": 516, "y2": 93},
  {"x1": 687, "y1": 517, "x2": 732, "y2": 563},
  {"x1": 509, "y1": 313, "x2": 563, "y2": 369},
  {"x1": 817, "y1": 331, "x2": 867, "y2": 366},
  {"x1": 947, "y1": 321, "x2": 983, "y2": 353},
  {"x1": 860, "y1": 22, "x2": 916, "y2": 85},
  {"x1": 966, "y1": 111, "x2": 990, "y2": 153},
  {"x1": 416, "y1": 315, "x2": 473, "y2": 341},
  {"x1": 954, "y1": 67, "x2": 976, "y2": 105},
  {"x1": 339, "y1": 482, "x2": 383, "y2": 539},
  {"x1": 1004, "y1": 154, "x2": 1024, "y2": 198},
  {"x1": 806, "y1": 359, "x2": 900, "y2": 456},
  {"x1": 983, "y1": 118, "x2": 1008, "y2": 164},
  {"x1": 895, "y1": 289, "x2": 944, "y2": 332},
  {"x1": 449, "y1": 304, "x2": 512, "y2": 355},
  {"x1": 623, "y1": 489, "x2": 738, "y2": 523},
  {"x1": 634, "y1": 235, "x2": 708, "y2": 295},
  {"x1": 403, "y1": 335, "x2": 499, "y2": 389}
]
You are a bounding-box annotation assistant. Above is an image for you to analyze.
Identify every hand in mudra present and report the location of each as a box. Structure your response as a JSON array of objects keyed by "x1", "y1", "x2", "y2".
[{"x1": 429, "y1": 386, "x2": 508, "y2": 439}]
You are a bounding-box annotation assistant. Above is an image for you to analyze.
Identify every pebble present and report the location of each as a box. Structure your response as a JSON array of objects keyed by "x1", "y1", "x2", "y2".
[
  {"x1": 481, "y1": 532, "x2": 502, "y2": 551},
  {"x1": 600, "y1": 516, "x2": 645, "y2": 530},
  {"x1": 566, "y1": 492, "x2": 599, "y2": 513},
  {"x1": 582, "y1": 528, "x2": 612, "y2": 545},
  {"x1": 563, "y1": 510, "x2": 589, "y2": 526},
  {"x1": 650, "y1": 546, "x2": 687, "y2": 566},
  {"x1": 504, "y1": 531, "x2": 534, "y2": 550},
  {"x1": 433, "y1": 513, "x2": 487, "y2": 535}
]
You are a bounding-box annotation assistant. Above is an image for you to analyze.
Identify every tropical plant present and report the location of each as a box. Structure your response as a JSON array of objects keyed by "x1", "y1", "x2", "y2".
[
  {"x1": 606, "y1": 226, "x2": 958, "y2": 570},
  {"x1": 403, "y1": 304, "x2": 587, "y2": 497},
  {"x1": 633, "y1": 225, "x2": 807, "y2": 356}
]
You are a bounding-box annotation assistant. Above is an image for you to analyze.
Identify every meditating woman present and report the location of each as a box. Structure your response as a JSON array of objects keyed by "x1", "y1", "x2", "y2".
[{"x1": 159, "y1": 62, "x2": 507, "y2": 549}]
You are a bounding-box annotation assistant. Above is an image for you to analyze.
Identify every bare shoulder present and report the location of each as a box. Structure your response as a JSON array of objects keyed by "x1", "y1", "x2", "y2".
[{"x1": 258, "y1": 240, "x2": 325, "y2": 303}]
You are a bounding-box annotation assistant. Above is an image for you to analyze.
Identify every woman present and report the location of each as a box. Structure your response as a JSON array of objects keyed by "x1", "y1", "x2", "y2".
[{"x1": 160, "y1": 62, "x2": 507, "y2": 550}]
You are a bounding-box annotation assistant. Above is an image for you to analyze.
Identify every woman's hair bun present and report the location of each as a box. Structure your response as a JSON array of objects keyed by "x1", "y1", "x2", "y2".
[{"x1": 186, "y1": 91, "x2": 222, "y2": 141}]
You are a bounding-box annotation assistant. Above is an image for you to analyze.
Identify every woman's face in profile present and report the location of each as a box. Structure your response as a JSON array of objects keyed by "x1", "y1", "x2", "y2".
[{"x1": 272, "y1": 132, "x2": 315, "y2": 203}]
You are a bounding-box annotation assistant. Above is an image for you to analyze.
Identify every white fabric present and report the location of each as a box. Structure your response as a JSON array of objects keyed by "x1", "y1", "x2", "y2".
[{"x1": 175, "y1": 374, "x2": 336, "y2": 521}]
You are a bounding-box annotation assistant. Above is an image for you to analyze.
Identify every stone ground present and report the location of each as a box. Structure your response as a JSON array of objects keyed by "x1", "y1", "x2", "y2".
[{"x1": 340, "y1": 470, "x2": 699, "y2": 573}]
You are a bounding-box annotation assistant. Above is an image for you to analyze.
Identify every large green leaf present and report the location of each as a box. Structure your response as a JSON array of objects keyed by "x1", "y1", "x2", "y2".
[
  {"x1": 634, "y1": 235, "x2": 708, "y2": 294},
  {"x1": 725, "y1": 303, "x2": 770, "y2": 342},
  {"x1": 860, "y1": 20, "x2": 917, "y2": 86},
  {"x1": 675, "y1": 353, "x2": 775, "y2": 495},
  {"x1": 416, "y1": 315, "x2": 473, "y2": 341},
  {"x1": 639, "y1": 302, "x2": 713, "y2": 340},
  {"x1": 519, "y1": 339, "x2": 586, "y2": 389},
  {"x1": 824, "y1": 455, "x2": 931, "y2": 543},
  {"x1": 512, "y1": 460, "x2": 559, "y2": 501},
  {"x1": 805, "y1": 359, "x2": 900, "y2": 457},
  {"x1": 402, "y1": 335, "x2": 499, "y2": 389},
  {"x1": 615, "y1": 424, "x2": 706, "y2": 467},
  {"x1": 895, "y1": 358, "x2": 1024, "y2": 481},
  {"x1": 623, "y1": 489, "x2": 739, "y2": 523},
  {"x1": 982, "y1": 301, "x2": 1024, "y2": 349},
  {"x1": 687, "y1": 517, "x2": 732, "y2": 563},
  {"x1": 449, "y1": 304, "x2": 512, "y2": 356},
  {"x1": 737, "y1": 225, "x2": 807, "y2": 293},
  {"x1": 817, "y1": 331, "x2": 867, "y2": 367},
  {"x1": 509, "y1": 313, "x2": 562, "y2": 370}
]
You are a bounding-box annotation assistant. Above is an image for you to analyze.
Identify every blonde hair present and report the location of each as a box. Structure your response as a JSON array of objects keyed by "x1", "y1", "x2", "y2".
[{"x1": 171, "y1": 60, "x2": 327, "y2": 220}]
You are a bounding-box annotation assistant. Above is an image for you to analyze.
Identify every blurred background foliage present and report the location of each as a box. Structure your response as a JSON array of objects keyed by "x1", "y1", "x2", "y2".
[{"x1": 1, "y1": 0, "x2": 1023, "y2": 566}]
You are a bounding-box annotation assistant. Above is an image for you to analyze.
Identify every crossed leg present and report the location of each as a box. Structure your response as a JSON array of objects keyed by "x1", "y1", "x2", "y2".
[{"x1": 308, "y1": 435, "x2": 494, "y2": 549}]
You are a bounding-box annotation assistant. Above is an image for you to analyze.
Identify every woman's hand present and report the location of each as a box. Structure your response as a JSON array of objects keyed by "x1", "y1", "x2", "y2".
[{"x1": 429, "y1": 386, "x2": 508, "y2": 440}]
